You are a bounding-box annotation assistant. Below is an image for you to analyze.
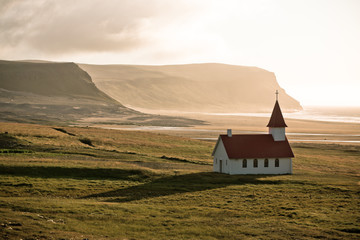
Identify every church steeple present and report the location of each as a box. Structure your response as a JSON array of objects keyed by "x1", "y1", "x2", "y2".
[
  {"x1": 267, "y1": 100, "x2": 287, "y2": 128},
  {"x1": 267, "y1": 91, "x2": 287, "y2": 141}
]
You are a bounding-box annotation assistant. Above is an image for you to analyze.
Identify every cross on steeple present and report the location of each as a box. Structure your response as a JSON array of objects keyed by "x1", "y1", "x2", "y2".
[{"x1": 275, "y1": 90, "x2": 279, "y2": 101}]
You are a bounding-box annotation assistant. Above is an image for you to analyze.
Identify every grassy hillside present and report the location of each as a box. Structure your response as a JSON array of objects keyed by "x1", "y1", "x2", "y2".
[
  {"x1": 80, "y1": 63, "x2": 302, "y2": 113},
  {"x1": 0, "y1": 60, "x2": 204, "y2": 127},
  {"x1": 0, "y1": 60, "x2": 114, "y2": 102},
  {"x1": 0, "y1": 122, "x2": 359, "y2": 239}
]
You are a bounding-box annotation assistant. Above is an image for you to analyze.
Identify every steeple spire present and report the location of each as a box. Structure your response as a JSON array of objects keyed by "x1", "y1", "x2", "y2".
[
  {"x1": 267, "y1": 95, "x2": 287, "y2": 141},
  {"x1": 267, "y1": 93, "x2": 287, "y2": 128}
]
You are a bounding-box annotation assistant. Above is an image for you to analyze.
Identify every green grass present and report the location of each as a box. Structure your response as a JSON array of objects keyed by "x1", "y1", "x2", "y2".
[{"x1": 0, "y1": 122, "x2": 359, "y2": 239}]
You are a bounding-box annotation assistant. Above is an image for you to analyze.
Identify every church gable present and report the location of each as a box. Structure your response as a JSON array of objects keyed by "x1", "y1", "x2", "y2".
[{"x1": 212, "y1": 137, "x2": 228, "y2": 159}]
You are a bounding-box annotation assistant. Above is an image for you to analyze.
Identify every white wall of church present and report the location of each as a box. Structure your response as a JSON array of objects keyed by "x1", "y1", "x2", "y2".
[
  {"x1": 228, "y1": 158, "x2": 292, "y2": 175},
  {"x1": 212, "y1": 139, "x2": 229, "y2": 173},
  {"x1": 269, "y1": 127, "x2": 285, "y2": 141},
  {"x1": 212, "y1": 139, "x2": 292, "y2": 175}
]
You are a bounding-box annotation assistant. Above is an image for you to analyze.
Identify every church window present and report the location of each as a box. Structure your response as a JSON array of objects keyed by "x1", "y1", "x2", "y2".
[
  {"x1": 275, "y1": 159, "x2": 279, "y2": 167},
  {"x1": 226, "y1": 160, "x2": 227, "y2": 165},
  {"x1": 253, "y1": 159, "x2": 258, "y2": 168},
  {"x1": 264, "y1": 159, "x2": 269, "y2": 167},
  {"x1": 242, "y1": 159, "x2": 247, "y2": 168}
]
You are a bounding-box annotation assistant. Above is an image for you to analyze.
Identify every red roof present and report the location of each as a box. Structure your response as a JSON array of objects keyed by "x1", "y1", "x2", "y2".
[
  {"x1": 218, "y1": 134, "x2": 294, "y2": 159},
  {"x1": 267, "y1": 100, "x2": 287, "y2": 127}
]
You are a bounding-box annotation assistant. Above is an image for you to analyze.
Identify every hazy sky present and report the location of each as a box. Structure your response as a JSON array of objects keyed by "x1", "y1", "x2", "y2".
[{"x1": 1, "y1": 0, "x2": 359, "y2": 106}]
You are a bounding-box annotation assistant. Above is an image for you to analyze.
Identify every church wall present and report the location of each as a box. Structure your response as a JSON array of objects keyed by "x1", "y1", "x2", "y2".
[
  {"x1": 213, "y1": 138, "x2": 229, "y2": 173},
  {"x1": 228, "y1": 158, "x2": 292, "y2": 175}
]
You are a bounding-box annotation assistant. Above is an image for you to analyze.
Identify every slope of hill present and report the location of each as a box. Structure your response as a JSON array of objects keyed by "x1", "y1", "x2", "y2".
[
  {"x1": 79, "y1": 63, "x2": 302, "y2": 113},
  {"x1": 0, "y1": 60, "x2": 203, "y2": 126},
  {"x1": 0, "y1": 60, "x2": 116, "y2": 102}
]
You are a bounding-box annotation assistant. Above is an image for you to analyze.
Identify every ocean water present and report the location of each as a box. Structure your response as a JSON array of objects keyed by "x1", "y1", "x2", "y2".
[{"x1": 210, "y1": 106, "x2": 360, "y2": 124}]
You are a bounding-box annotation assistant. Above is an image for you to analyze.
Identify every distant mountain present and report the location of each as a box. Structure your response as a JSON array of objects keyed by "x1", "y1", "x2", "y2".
[
  {"x1": 79, "y1": 63, "x2": 302, "y2": 113},
  {"x1": 0, "y1": 60, "x2": 203, "y2": 126}
]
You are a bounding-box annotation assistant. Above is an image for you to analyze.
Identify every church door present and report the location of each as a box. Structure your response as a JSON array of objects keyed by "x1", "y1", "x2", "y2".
[{"x1": 219, "y1": 160, "x2": 223, "y2": 173}]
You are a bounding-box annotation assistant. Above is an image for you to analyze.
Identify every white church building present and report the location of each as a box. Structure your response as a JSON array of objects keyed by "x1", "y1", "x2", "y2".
[{"x1": 212, "y1": 97, "x2": 294, "y2": 175}]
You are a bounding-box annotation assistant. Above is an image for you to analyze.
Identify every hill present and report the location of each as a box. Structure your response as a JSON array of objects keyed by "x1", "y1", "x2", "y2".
[
  {"x1": 80, "y1": 63, "x2": 302, "y2": 113},
  {"x1": 0, "y1": 60, "x2": 116, "y2": 102},
  {"x1": 0, "y1": 60, "x2": 203, "y2": 126}
]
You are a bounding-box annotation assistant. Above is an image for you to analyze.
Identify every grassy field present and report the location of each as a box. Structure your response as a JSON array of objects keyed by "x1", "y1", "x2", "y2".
[{"x1": 0, "y1": 122, "x2": 359, "y2": 239}]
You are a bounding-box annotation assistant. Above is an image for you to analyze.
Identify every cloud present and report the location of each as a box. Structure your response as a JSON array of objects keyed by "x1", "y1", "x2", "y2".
[
  {"x1": 0, "y1": 0, "x2": 44, "y2": 48},
  {"x1": 0, "y1": 0, "x2": 203, "y2": 56}
]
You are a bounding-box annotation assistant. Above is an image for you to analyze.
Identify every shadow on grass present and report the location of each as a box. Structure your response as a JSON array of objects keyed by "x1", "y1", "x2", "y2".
[
  {"x1": 82, "y1": 172, "x2": 284, "y2": 202},
  {"x1": 0, "y1": 165, "x2": 294, "y2": 202},
  {"x1": 0, "y1": 165, "x2": 153, "y2": 181},
  {"x1": 0, "y1": 133, "x2": 23, "y2": 149}
]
